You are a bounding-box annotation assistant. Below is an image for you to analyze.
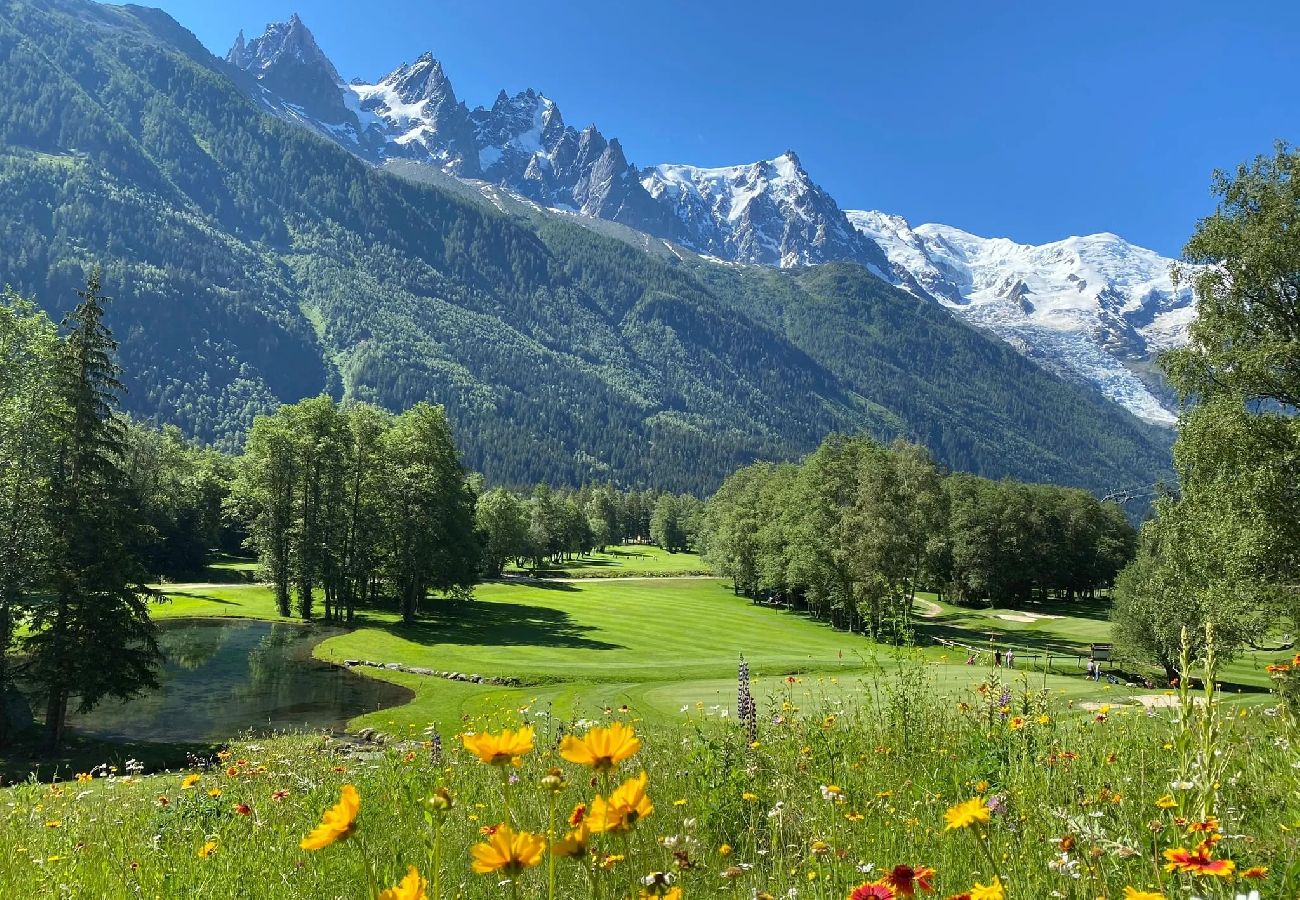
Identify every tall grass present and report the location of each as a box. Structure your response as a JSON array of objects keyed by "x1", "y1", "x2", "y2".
[{"x1": 1, "y1": 647, "x2": 1295, "y2": 898}]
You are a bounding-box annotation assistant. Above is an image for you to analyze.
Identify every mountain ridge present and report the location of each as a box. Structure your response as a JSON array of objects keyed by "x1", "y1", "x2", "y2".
[
  {"x1": 0, "y1": 0, "x2": 1173, "y2": 498},
  {"x1": 221, "y1": 14, "x2": 1191, "y2": 423}
]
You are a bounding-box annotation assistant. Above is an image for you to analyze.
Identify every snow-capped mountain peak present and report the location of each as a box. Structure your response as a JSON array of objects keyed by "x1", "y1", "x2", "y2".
[
  {"x1": 223, "y1": 15, "x2": 1194, "y2": 425},
  {"x1": 642, "y1": 152, "x2": 890, "y2": 272},
  {"x1": 847, "y1": 211, "x2": 1193, "y2": 422}
]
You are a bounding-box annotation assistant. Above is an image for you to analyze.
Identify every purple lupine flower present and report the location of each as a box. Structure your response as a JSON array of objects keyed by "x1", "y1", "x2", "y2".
[{"x1": 737, "y1": 654, "x2": 758, "y2": 744}]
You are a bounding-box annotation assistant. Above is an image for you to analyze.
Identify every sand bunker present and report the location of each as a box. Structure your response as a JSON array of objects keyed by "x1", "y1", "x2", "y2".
[
  {"x1": 995, "y1": 611, "x2": 1066, "y2": 623},
  {"x1": 1081, "y1": 695, "x2": 1201, "y2": 710}
]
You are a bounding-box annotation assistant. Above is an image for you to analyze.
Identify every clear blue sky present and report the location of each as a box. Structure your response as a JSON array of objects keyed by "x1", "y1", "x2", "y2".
[{"x1": 147, "y1": 0, "x2": 1297, "y2": 256}]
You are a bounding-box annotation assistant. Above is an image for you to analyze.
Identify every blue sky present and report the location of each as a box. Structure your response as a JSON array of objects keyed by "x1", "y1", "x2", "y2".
[{"x1": 151, "y1": 0, "x2": 1297, "y2": 256}]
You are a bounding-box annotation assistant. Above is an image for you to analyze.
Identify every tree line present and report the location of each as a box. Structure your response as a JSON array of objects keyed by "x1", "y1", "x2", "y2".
[{"x1": 696, "y1": 435, "x2": 1135, "y2": 642}]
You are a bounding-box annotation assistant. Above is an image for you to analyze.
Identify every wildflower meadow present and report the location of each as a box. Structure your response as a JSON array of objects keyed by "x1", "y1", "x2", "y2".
[{"x1": 2, "y1": 638, "x2": 1297, "y2": 899}]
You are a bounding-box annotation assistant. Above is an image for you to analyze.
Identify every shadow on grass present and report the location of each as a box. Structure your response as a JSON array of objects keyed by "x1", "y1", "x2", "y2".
[
  {"x1": 1016, "y1": 595, "x2": 1113, "y2": 623},
  {"x1": 163, "y1": 591, "x2": 240, "y2": 605},
  {"x1": 494, "y1": 578, "x2": 580, "y2": 592},
  {"x1": 0, "y1": 732, "x2": 220, "y2": 785},
  {"x1": 919, "y1": 620, "x2": 1094, "y2": 656},
  {"x1": 375, "y1": 600, "x2": 623, "y2": 652}
]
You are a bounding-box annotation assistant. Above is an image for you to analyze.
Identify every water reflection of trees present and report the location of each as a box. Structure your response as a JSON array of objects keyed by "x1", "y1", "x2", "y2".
[
  {"x1": 239, "y1": 624, "x2": 304, "y2": 696},
  {"x1": 163, "y1": 622, "x2": 231, "y2": 671},
  {"x1": 67, "y1": 620, "x2": 411, "y2": 741}
]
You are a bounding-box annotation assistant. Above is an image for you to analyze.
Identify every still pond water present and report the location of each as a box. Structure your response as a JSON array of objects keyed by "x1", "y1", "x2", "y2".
[{"x1": 67, "y1": 619, "x2": 412, "y2": 743}]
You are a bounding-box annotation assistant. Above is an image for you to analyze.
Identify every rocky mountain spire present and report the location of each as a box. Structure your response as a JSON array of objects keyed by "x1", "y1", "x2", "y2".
[{"x1": 227, "y1": 15, "x2": 353, "y2": 127}]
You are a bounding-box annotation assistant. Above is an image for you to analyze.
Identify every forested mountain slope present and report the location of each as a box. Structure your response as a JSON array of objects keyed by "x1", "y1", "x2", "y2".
[{"x1": 0, "y1": 0, "x2": 1172, "y2": 494}]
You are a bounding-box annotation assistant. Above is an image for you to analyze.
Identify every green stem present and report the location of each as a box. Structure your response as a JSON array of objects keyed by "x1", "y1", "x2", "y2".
[
  {"x1": 972, "y1": 824, "x2": 1003, "y2": 884},
  {"x1": 431, "y1": 821, "x2": 443, "y2": 900},
  {"x1": 355, "y1": 831, "x2": 380, "y2": 899},
  {"x1": 547, "y1": 795, "x2": 557, "y2": 900},
  {"x1": 501, "y1": 767, "x2": 514, "y2": 825}
]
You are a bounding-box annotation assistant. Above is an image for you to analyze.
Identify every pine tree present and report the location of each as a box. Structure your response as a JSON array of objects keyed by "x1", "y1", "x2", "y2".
[
  {"x1": 22, "y1": 270, "x2": 161, "y2": 749},
  {"x1": 0, "y1": 291, "x2": 62, "y2": 746}
]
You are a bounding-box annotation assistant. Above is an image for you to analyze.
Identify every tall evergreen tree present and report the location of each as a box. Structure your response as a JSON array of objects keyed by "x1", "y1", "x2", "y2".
[
  {"x1": 0, "y1": 292, "x2": 62, "y2": 745},
  {"x1": 22, "y1": 271, "x2": 160, "y2": 749}
]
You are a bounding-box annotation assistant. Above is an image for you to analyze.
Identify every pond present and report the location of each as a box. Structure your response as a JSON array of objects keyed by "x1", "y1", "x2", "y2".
[{"x1": 66, "y1": 618, "x2": 413, "y2": 743}]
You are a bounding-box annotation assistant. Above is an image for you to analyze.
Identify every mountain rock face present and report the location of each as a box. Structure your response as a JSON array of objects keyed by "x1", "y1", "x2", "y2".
[
  {"x1": 224, "y1": 15, "x2": 1190, "y2": 425},
  {"x1": 847, "y1": 211, "x2": 1194, "y2": 423},
  {"x1": 224, "y1": 19, "x2": 879, "y2": 269},
  {"x1": 226, "y1": 14, "x2": 369, "y2": 143},
  {"x1": 348, "y1": 52, "x2": 480, "y2": 173},
  {"x1": 641, "y1": 152, "x2": 891, "y2": 273}
]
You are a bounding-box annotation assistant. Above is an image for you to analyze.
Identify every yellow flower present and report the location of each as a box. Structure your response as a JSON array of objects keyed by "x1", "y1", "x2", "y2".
[
  {"x1": 461, "y1": 727, "x2": 535, "y2": 766},
  {"x1": 44, "y1": 820, "x2": 62, "y2": 828},
  {"x1": 640, "y1": 888, "x2": 681, "y2": 900},
  {"x1": 551, "y1": 823, "x2": 590, "y2": 859},
  {"x1": 1122, "y1": 888, "x2": 1165, "y2": 900},
  {"x1": 181, "y1": 774, "x2": 201, "y2": 790},
  {"x1": 1155, "y1": 794, "x2": 1177, "y2": 809},
  {"x1": 742, "y1": 792, "x2": 759, "y2": 802},
  {"x1": 944, "y1": 797, "x2": 991, "y2": 830},
  {"x1": 589, "y1": 771, "x2": 654, "y2": 833},
  {"x1": 75, "y1": 772, "x2": 92, "y2": 784},
  {"x1": 970, "y1": 877, "x2": 1004, "y2": 900},
  {"x1": 470, "y1": 823, "x2": 546, "y2": 875},
  {"x1": 559, "y1": 722, "x2": 641, "y2": 771},
  {"x1": 300, "y1": 784, "x2": 360, "y2": 850},
  {"x1": 1036, "y1": 714, "x2": 1050, "y2": 725},
  {"x1": 378, "y1": 865, "x2": 429, "y2": 900},
  {"x1": 207, "y1": 788, "x2": 222, "y2": 798},
  {"x1": 1008, "y1": 715, "x2": 1026, "y2": 730},
  {"x1": 197, "y1": 840, "x2": 218, "y2": 859}
]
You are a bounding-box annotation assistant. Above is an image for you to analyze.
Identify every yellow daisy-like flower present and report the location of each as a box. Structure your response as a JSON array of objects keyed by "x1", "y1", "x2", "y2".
[
  {"x1": 944, "y1": 797, "x2": 991, "y2": 830},
  {"x1": 470, "y1": 823, "x2": 546, "y2": 875},
  {"x1": 639, "y1": 888, "x2": 682, "y2": 900},
  {"x1": 196, "y1": 840, "x2": 218, "y2": 859},
  {"x1": 589, "y1": 771, "x2": 654, "y2": 833},
  {"x1": 559, "y1": 722, "x2": 641, "y2": 771},
  {"x1": 1155, "y1": 794, "x2": 1177, "y2": 809},
  {"x1": 969, "y1": 877, "x2": 1004, "y2": 900},
  {"x1": 461, "y1": 726, "x2": 535, "y2": 767},
  {"x1": 180, "y1": 774, "x2": 201, "y2": 790},
  {"x1": 1122, "y1": 887, "x2": 1165, "y2": 900},
  {"x1": 378, "y1": 865, "x2": 429, "y2": 900},
  {"x1": 75, "y1": 772, "x2": 92, "y2": 784},
  {"x1": 1008, "y1": 715, "x2": 1026, "y2": 730},
  {"x1": 551, "y1": 823, "x2": 590, "y2": 859},
  {"x1": 300, "y1": 784, "x2": 360, "y2": 850}
]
